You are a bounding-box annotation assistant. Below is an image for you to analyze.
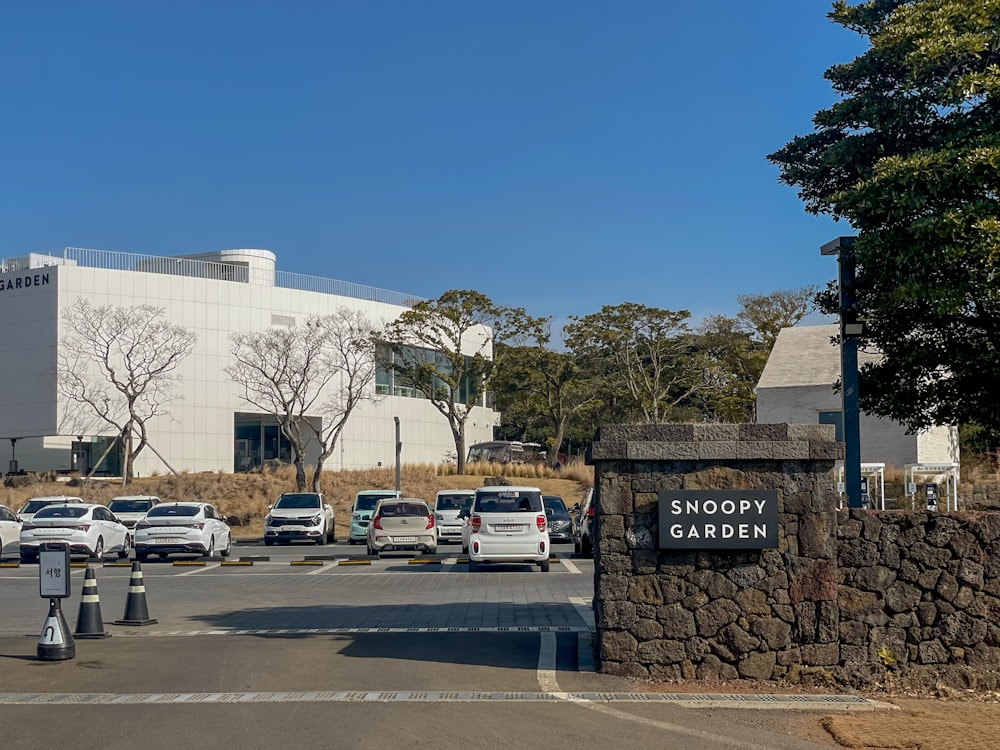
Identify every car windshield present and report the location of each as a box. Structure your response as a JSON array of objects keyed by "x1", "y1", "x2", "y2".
[
  {"x1": 20, "y1": 500, "x2": 66, "y2": 514},
  {"x1": 273, "y1": 494, "x2": 321, "y2": 509},
  {"x1": 147, "y1": 505, "x2": 200, "y2": 518},
  {"x1": 474, "y1": 490, "x2": 543, "y2": 513},
  {"x1": 436, "y1": 494, "x2": 473, "y2": 511},
  {"x1": 109, "y1": 499, "x2": 154, "y2": 513},
  {"x1": 34, "y1": 506, "x2": 88, "y2": 519},
  {"x1": 378, "y1": 502, "x2": 428, "y2": 517},
  {"x1": 355, "y1": 493, "x2": 397, "y2": 511},
  {"x1": 543, "y1": 496, "x2": 568, "y2": 514}
]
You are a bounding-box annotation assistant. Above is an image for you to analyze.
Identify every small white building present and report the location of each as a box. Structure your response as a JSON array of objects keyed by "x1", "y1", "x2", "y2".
[
  {"x1": 755, "y1": 324, "x2": 958, "y2": 469},
  {"x1": 0, "y1": 247, "x2": 499, "y2": 476}
]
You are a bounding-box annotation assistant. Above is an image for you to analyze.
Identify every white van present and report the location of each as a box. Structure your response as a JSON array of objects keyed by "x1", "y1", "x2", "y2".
[
  {"x1": 433, "y1": 489, "x2": 475, "y2": 544},
  {"x1": 348, "y1": 489, "x2": 401, "y2": 544},
  {"x1": 466, "y1": 485, "x2": 550, "y2": 572}
]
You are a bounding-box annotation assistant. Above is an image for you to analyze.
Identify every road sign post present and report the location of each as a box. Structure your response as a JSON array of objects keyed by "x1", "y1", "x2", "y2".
[{"x1": 37, "y1": 542, "x2": 75, "y2": 661}]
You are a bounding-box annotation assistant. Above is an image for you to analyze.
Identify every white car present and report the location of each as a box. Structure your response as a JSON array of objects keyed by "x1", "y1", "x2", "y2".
[
  {"x1": 17, "y1": 496, "x2": 84, "y2": 524},
  {"x1": 0, "y1": 505, "x2": 22, "y2": 559},
  {"x1": 264, "y1": 492, "x2": 335, "y2": 546},
  {"x1": 466, "y1": 486, "x2": 551, "y2": 572},
  {"x1": 107, "y1": 495, "x2": 161, "y2": 530},
  {"x1": 20, "y1": 502, "x2": 130, "y2": 561},
  {"x1": 434, "y1": 489, "x2": 474, "y2": 544},
  {"x1": 134, "y1": 502, "x2": 232, "y2": 561}
]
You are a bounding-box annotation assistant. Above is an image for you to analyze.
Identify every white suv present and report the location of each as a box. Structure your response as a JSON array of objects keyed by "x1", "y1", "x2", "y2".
[
  {"x1": 466, "y1": 486, "x2": 550, "y2": 572},
  {"x1": 264, "y1": 492, "x2": 336, "y2": 546}
]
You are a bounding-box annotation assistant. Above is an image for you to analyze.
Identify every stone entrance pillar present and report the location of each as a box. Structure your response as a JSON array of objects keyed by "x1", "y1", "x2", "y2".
[{"x1": 588, "y1": 423, "x2": 842, "y2": 681}]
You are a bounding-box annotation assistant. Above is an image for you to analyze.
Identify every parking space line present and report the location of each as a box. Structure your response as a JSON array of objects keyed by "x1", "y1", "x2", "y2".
[
  {"x1": 176, "y1": 562, "x2": 220, "y2": 577},
  {"x1": 558, "y1": 557, "x2": 582, "y2": 575}
]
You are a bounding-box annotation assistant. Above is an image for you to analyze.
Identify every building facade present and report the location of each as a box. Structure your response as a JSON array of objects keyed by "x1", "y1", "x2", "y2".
[
  {"x1": 755, "y1": 324, "x2": 959, "y2": 468},
  {"x1": 0, "y1": 247, "x2": 499, "y2": 476}
]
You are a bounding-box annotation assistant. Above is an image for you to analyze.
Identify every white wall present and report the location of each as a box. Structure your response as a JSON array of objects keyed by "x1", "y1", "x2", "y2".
[{"x1": 0, "y1": 264, "x2": 498, "y2": 475}]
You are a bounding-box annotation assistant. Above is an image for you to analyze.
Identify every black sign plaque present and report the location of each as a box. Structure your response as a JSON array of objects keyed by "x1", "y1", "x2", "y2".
[{"x1": 658, "y1": 489, "x2": 779, "y2": 549}]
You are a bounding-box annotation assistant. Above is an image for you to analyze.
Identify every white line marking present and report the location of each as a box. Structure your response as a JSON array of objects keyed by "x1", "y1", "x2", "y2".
[
  {"x1": 176, "y1": 563, "x2": 220, "y2": 577},
  {"x1": 558, "y1": 557, "x2": 581, "y2": 575},
  {"x1": 536, "y1": 633, "x2": 776, "y2": 748}
]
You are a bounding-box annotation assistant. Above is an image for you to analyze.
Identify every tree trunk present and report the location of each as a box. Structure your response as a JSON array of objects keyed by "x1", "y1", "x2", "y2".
[
  {"x1": 311, "y1": 460, "x2": 325, "y2": 494},
  {"x1": 548, "y1": 420, "x2": 566, "y2": 469},
  {"x1": 294, "y1": 455, "x2": 307, "y2": 491},
  {"x1": 454, "y1": 422, "x2": 466, "y2": 475}
]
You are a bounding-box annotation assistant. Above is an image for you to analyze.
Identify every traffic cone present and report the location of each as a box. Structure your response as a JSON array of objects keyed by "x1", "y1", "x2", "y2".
[
  {"x1": 38, "y1": 598, "x2": 75, "y2": 661},
  {"x1": 74, "y1": 567, "x2": 110, "y2": 639},
  {"x1": 114, "y1": 561, "x2": 158, "y2": 626}
]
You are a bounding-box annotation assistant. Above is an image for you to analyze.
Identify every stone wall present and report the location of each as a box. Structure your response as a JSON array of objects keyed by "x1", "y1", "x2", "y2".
[{"x1": 589, "y1": 423, "x2": 1000, "y2": 690}]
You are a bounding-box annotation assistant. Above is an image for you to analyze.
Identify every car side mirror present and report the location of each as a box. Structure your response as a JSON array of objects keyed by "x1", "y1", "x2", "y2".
[
  {"x1": 545, "y1": 508, "x2": 554, "y2": 517},
  {"x1": 324, "y1": 504, "x2": 332, "y2": 511},
  {"x1": 573, "y1": 503, "x2": 580, "y2": 511}
]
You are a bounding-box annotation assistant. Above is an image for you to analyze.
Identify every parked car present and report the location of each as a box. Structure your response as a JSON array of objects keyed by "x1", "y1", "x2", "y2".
[
  {"x1": 366, "y1": 498, "x2": 436, "y2": 556},
  {"x1": 572, "y1": 487, "x2": 595, "y2": 558},
  {"x1": 107, "y1": 495, "x2": 161, "y2": 530},
  {"x1": 434, "y1": 489, "x2": 475, "y2": 544},
  {"x1": 466, "y1": 486, "x2": 550, "y2": 572},
  {"x1": 17, "y1": 496, "x2": 84, "y2": 524},
  {"x1": 543, "y1": 495, "x2": 573, "y2": 543},
  {"x1": 20, "y1": 502, "x2": 130, "y2": 561},
  {"x1": 0, "y1": 504, "x2": 22, "y2": 559},
  {"x1": 134, "y1": 502, "x2": 232, "y2": 560},
  {"x1": 264, "y1": 492, "x2": 335, "y2": 546},
  {"x1": 349, "y1": 489, "x2": 401, "y2": 544}
]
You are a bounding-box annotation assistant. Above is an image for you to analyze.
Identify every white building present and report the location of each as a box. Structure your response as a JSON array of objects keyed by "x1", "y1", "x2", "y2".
[
  {"x1": 0, "y1": 247, "x2": 499, "y2": 476},
  {"x1": 756, "y1": 324, "x2": 959, "y2": 468}
]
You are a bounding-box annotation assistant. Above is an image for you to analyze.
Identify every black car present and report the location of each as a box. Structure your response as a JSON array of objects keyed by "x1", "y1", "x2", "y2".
[{"x1": 543, "y1": 495, "x2": 573, "y2": 543}]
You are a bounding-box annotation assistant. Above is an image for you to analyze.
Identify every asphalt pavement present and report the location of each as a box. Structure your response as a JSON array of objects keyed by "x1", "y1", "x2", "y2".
[{"x1": 0, "y1": 539, "x2": 865, "y2": 749}]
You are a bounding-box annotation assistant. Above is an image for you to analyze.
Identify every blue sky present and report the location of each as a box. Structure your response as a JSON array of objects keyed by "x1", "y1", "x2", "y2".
[{"x1": 1, "y1": 2, "x2": 866, "y2": 329}]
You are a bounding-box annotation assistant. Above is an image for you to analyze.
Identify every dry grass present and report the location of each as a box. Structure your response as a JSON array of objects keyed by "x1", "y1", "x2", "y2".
[{"x1": 0, "y1": 461, "x2": 594, "y2": 538}]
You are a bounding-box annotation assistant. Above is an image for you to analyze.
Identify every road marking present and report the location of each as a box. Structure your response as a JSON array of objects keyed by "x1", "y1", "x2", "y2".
[
  {"x1": 176, "y1": 563, "x2": 219, "y2": 577},
  {"x1": 0, "y1": 690, "x2": 878, "y2": 707},
  {"x1": 102, "y1": 626, "x2": 589, "y2": 637},
  {"x1": 558, "y1": 557, "x2": 582, "y2": 575},
  {"x1": 536, "y1": 632, "x2": 798, "y2": 748}
]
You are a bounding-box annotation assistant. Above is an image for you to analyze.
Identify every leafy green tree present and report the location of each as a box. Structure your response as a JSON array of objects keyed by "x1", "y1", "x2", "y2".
[
  {"x1": 564, "y1": 303, "x2": 709, "y2": 424},
  {"x1": 492, "y1": 337, "x2": 599, "y2": 467},
  {"x1": 384, "y1": 290, "x2": 543, "y2": 474},
  {"x1": 769, "y1": 0, "x2": 1000, "y2": 433}
]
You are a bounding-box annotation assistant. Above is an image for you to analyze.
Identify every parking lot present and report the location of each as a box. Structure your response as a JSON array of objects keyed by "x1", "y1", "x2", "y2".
[{"x1": 0, "y1": 539, "x2": 882, "y2": 749}]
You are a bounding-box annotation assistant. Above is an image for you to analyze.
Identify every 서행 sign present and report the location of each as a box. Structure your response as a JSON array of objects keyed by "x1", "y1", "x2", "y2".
[{"x1": 658, "y1": 490, "x2": 778, "y2": 550}]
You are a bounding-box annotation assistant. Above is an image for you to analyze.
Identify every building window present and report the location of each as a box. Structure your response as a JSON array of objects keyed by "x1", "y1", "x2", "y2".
[
  {"x1": 376, "y1": 342, "x2": 482, "y2": 405},
  {"x1": 818, "y1": 410, "x2": 844, "y2": 442}
]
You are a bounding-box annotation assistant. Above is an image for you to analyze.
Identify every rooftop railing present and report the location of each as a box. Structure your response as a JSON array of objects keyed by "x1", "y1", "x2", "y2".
[{"x1": 1, "y1": 247, "x2": 423, "y2": 308}]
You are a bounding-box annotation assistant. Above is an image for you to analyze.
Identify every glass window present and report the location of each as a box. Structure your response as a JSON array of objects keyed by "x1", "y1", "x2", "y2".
[
  {"x1": 34, "y1": 506, "x2": 89, "y2": 519},
  {"x1": 474, "y1": 490, "x2": 543, "y2": 513},
  {"x1": 273, "y1": 494, "x2": 322, "y2": 509},
  {"x1": 147, "y1": 505, "x2": 200, "y2": 518},
  {"x1": 818, "y1": 411, "x2": 844, "y2": 442},
  {"x1": 109, "y1": 498, "x2": 154, "y2": 513}
]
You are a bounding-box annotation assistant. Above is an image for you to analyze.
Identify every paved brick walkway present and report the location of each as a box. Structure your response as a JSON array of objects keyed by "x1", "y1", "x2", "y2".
[{"x1": 823, "y1": 699, "x2": 1000, "y2": 749}]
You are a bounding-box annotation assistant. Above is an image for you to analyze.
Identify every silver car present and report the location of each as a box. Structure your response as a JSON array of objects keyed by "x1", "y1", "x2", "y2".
[
  {"x1": 366, "y1": 498, "x2": 436, "y2": 556},
  {"x1": 434, "y1": 489, "x2": 474, "y2": 544}
]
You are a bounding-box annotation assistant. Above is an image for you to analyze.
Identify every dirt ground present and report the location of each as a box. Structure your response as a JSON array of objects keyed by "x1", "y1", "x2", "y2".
[{"x1": 639, "y1": 678, "x2": 1000, "y2": 748}]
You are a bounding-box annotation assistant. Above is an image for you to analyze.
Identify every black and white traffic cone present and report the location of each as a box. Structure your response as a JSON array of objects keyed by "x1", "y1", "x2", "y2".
[
  {"x1": 114, "y1": 561, "x2": 158, "y2": 626},
  {"x1": 74, "y1": 567, "x2": 110, "y2": 639},
  {"x1": 38, "y1": 598, "x2": 76, "y2": 661}
]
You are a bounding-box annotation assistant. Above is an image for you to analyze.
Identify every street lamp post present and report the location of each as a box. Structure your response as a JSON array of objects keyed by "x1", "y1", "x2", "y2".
[{"x1": 821, "y1": 235, "x2": 864, "y2": 510}]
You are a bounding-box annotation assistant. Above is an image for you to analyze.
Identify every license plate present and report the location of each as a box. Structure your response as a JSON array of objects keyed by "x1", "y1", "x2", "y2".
[
  {"x1": 393, "y1": 536, "x2": 417, "y2": 543},
  {"x1": 441, "y1": 528, "x2": 461, "y2": 535},
  {"x1": 152, "y1": 537, "x2": 184, "y2": 544},
  {"x1": 494, "y1": 524, "x2": 522, "y2": 533}
]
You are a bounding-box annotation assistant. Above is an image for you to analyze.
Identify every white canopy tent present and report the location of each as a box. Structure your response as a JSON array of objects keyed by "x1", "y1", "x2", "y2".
[{"x1": 835, "y1": 462, "x2": 886, "y2": 510}]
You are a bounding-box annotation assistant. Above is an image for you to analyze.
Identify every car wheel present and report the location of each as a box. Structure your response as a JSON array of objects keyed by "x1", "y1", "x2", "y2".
[
  {"x1": 93, "y1": 537, "x2": 105, "y2": 560},
  {"x1": 328, "y1": 526, "x2": 336, "y2": 544},
  {"x1": 582, "y1": 536, "x2": 592, "y2": 558},
  {"x1": 468, "y1": 560, "x2": 479, "y2": 572},
  {"x1": 205, "y1": 537, "x2": 215, "y2": 559},
  {"x1": 574, "y1": 537, "x2": 581, "y2": 555},
  {"x1": 264, "y1": 538, "x2": 274, "y2": 547},
  {"x1": 118, "y1": 534, "x2": 131, "y2": 559},
  {"x1": 461, "y1": 544, "x2": 468, "y2": 555},
  {"x1": 21, "y1": 554, "x2": 38, "y2": 564},
  {"x1": 221, "y1": 534, "x2": 232, "y2": 558},
  {"x1": 348, "y1": 538, "x2": 357, "y2": 546},
  {"x1": 539, "y1": 559, "x2": 550, "y2": 573}
]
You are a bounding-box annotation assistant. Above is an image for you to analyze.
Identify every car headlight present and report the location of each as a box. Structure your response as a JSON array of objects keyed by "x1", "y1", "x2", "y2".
[
  {"x1": 352, "y1": 513, "x2": 361, "y2": 521},
  {"x1": 308, "y1": 514, "x2": 321, "y2": 526},
  {"x1": 435, "y1": 513, "x2": 444, "y2": 521},
  {"x1": 264, "y1": 515, "x2": 272, "y2": 525}
]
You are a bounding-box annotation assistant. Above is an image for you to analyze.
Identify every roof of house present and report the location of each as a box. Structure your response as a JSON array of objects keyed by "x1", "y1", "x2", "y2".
[{"x1": 756, "y1": 324, "x2": 882, "y2": 389}]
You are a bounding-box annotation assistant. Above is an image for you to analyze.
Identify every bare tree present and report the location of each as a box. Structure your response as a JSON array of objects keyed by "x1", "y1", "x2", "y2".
[
  {"x1": 226, "y1": 310, "x2": 381, "y2": 492},
  {"x1": 58, "y1": 299, "x2": 197, "y2": 483}
]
